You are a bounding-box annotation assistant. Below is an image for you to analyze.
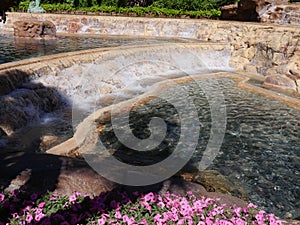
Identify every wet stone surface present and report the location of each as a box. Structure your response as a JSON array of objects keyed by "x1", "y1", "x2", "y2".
[{"x1": 97, "y1": 78, "x2": 300, "y2": 219}]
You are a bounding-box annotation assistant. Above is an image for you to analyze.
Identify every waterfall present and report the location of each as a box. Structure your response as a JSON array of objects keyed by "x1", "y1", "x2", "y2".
[{"x1": 35, "y1": 46, "x2": 233, "y2": 111}]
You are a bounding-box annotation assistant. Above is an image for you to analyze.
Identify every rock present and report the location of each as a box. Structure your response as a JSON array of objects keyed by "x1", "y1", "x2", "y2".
[
  {"x1": 221, "y1": 0, "x2": 290, "y2": 22},
  {"x1": 68, "y1": 21, "x2": 82, "y2": 33},
  {"x1": 0, "y1": 85, "x2": 64, "y2": 135},
  {"x1": 261, "y1": 4, "x2": 300, "y2": 25},
  {"x1": 220, "y1": 4, "x2": 238, "y2": 20},
  {"x1": 0, "y1": 151, "x2": 249, "y2": 209},
  {"x1": 13, "y1": 20, "x2": 56, "y2": 39},
  {"x1": 193, "y1": 170, "x2": 248, "y2": 201},
  {"x1": 0, "y1": 151, "x2": 116, "y2": 196},
  {"x1": 40, "y1": 135, "x2": 59, "y2": 148},
  {"x1": 263, "y1": 75, "x2": 298, "y2": 92}
]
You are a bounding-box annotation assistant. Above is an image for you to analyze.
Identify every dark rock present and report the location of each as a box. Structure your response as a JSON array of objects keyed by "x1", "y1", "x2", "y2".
[
  {"x1": 13, "y1": 20, "x2": 56, "y2": 39},
  {"x1": 221, "y1": 0, "x2": 290, "y2": 21},
  {"x1": 0, "y1": 152, "x2": 116, "y2": 196},
  {"x1": 193, "y1": 170, "x2": 248, "y2": 201},
  {"x1": 221, "y1": 4, "x2": 238, "y2": 20}
]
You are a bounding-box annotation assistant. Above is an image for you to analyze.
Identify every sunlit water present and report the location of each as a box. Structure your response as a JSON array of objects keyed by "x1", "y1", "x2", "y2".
[
  {"x1": 0, "y1": 34, "x2": 181, "y2": 64},
  {"x1": 98, "y1": 78, "x2": 299, "y2": 218},
  {"x1": 0, "y1": 34, "x2": 299, "y2": 219}
]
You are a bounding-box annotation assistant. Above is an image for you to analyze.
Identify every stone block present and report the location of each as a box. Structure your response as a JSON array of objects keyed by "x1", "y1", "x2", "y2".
[{"x1": 13, "y1": 20, "x2": 56, "y2": 39}]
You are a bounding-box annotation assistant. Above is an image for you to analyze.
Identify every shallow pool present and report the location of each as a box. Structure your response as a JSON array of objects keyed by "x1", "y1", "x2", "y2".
[
  {"x1": 0, "y1": 34, "x2": 181, "y2": 64},
  {"x1": 98, "y1": 77, "x2": 300, "y2": 218}
]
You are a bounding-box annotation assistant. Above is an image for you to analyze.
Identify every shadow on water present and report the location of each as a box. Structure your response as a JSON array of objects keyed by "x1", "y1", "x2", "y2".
[
  {"x1": 0, "y1": 68, "x2": 73, "y2": 153},
  {"x1": 0, "y1": 69, "x2": 74, "y2": 194}
]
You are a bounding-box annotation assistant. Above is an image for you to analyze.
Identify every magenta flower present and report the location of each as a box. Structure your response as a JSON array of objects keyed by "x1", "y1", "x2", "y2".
[
  {"x1": 0, "y1": 193, "x2": 5, "y2": 202},
  {"x1": 69, "y1": 194, "x2": 77, "y2": 203},
  {"x1": 25, "y1": 214, "x2": 33, "y2": 223},
  {"x1": 144, "y1": 192, "x2": 155, "y2": 202},
  {"x1": 38, "y1": 201, "x2": 46, "y2": 208},
  {"x1": 35, "y1": 212, "x2": 45, "y2": 222},
  {"x1": 98, "y1": 217, "x2": 106, "y2": 225},
  {"x1": 139, "y1": 218, "x2": 148, "y2": 224},
  {"x1": 115, "y1": 210, "x2": 122, "y2": 219}
]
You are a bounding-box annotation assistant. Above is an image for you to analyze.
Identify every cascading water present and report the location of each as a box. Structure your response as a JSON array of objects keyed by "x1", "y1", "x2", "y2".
[
  {"x1": 0, "y1": 40, "x2": 299, "y2": 220},
  {"x1": 34, "y1": 46, "x2": 232, "y2": 113},
  {"x1": 279, "y1": 7, "x2": 300, "y2": 25}
]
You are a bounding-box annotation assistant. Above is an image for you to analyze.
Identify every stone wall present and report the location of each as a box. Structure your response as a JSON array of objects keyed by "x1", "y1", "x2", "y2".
[
  {"x1": 2, "y1": 12, "x2": 300, "y2": 93},
  {"x1": 260, "y1": 4, "x2": 300, "y2": 25}
]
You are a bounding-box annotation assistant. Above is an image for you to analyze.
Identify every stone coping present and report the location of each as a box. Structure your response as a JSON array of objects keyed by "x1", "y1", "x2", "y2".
[
  {"x1": 4, "y1": 12, "x2": 300, "y2": 30},
  {"x1": 0, "y1": 42, "x2": 229, "y2": 96},
  {"x1": 2, "y1": 12, "x2": 300, "y2": 93}
]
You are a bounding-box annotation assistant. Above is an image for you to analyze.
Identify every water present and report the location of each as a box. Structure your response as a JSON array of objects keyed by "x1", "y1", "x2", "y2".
[
  {"x1": 97, "y1": 78, "x2": 300, "y2": 218},
  {"x1": 0, "y1": 33, "x2": 299, "y2": 218},
  {"x1": 34, "y1": 47, "x2": 232, "y2": 111},
  {"x1": 0, "y1": 34, "x2": 181, "y2": 64}
]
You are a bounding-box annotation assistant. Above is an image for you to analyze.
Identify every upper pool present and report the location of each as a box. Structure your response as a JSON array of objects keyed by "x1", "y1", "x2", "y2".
[{"x1": 0, "y1": 34, "x2": 184, "y2": 64}]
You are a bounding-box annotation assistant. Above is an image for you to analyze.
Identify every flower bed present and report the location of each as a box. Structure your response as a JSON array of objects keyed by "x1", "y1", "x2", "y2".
[{"x1": 0, "y1": 186, "x2": 283, "y2": 225}]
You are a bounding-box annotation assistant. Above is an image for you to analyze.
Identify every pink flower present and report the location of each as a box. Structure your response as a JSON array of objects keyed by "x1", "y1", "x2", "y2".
[
  {"x1": 98, "y1": 217, "x2": 106, "y2": 225},
  {"x1": 141, "y1": 202, "x2": 152, "y2": 212},
  {"x1": 167, "y1": 211, "x2": 178, "y2": 222},
  {"x1": 177, "y1": 218, "x2": 185, "y2": 224},
  {"x1": 153, "y1": 214, "x2": 161, "y2": 223},
  {"x1": 248, "y1": 203, "x2": 258, "y2": 208},
  {"x1": 35, "y1": 213, "x2": 45, "y2": 222},
  {"x1": 39, "y1": 201, "x2": 46, "y2": 208},
  {"x1": 115, "y1": 210, "x2": 122, "y2": 219},
  {"x1": 139, "y1": 218, "x2": 148, "y2": 224},
  {"x1": 235, "y1": 218, "x2": 247, "y2": 225},
  {"x1": 234, "y1": 207, "x2": 242, "y2": 217},
  {"x1": 122, "y1": 215, "x2": 136, "y2": 225},
  {"x1": 255, "y1": 213, "x2": 264, "y2": 222},
  {"x1": 157, "y1": 201, "x2": 165, "y2": 209},
  {"x1": 25, "y1": 214, "x2": 33, "y2": 223},
  {"x1": 144, "y1": 192, "x2": 155, "y2": 202},
  {"x1": 197, "y1": 222, "x2": 205, "y2": 225},
  {"x1": 69, "y1": 194, "x2": 76, "y2": 203},
  {"x1": 0, "y1": 193, "x2": 5, "y2": 202}
]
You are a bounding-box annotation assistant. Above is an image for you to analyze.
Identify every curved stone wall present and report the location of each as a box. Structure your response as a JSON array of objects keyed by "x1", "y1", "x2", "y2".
[
  {"x1": 2, "y1": 12, "x2": 300, "y2": 93},
  {"x1": 0, "y1": 42, "x2": 229, "y2": 135}
]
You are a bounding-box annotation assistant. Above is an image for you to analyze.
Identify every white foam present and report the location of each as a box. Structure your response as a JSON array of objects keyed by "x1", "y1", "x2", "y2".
[{"x1": 35, "y1": 48, "x2": 233, "y2": 112}]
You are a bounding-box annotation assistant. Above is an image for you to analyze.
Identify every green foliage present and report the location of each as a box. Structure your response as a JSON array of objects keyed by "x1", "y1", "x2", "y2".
[
  {"x1": 151, "y1": 0, "x2": 236, "y2": 11},
  {"x1": 17, "y1": 0, "x2": 221, "y2": 18},
  {"x1": 101, "y1": 0, "x2": 118, "y2": 6},
  {"x1": 18, "y1": 0, "x2": 30, "y2": 10}
]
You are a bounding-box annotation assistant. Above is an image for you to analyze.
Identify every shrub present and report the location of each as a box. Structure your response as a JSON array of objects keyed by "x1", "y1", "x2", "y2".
[
  {"x1": 151, "y1": 0, "x2": 237, "y2": 11},
  {"x1": 0, "y1": 188, "x2": 283, "y2": 225}
]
